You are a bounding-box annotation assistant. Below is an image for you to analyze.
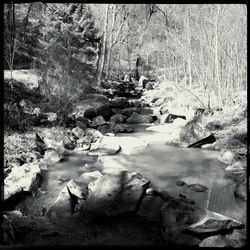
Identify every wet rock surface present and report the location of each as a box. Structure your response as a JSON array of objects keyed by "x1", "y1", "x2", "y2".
[{"x1": 80, "y1": 171, "x2": 150, "y2": 217}]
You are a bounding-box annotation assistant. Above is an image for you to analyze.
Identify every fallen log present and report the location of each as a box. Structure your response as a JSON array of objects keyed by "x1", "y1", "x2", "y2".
[{"x1": 187, "y1": 134, "x2": 216, "y2": 148}]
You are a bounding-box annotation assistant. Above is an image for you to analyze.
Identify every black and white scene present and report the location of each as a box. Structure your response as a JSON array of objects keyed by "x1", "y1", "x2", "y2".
[{"x1": 2, "y1": 3, "x2": 247, "y2": 247}]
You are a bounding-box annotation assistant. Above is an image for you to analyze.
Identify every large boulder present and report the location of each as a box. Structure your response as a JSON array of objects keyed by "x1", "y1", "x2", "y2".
[
  {"x1": 179, "y1": 116, "x2": 211, "y2": 144},
  {"x1": 96, "y1": 105, "x2": 114, "y2": 121},
  {"x1": 79, "y1": 171, "x2": 150, "y2": 217},
  {"x1": 109, "y1": 97, "x2": 129, "y2": 108},
  {"x1": 127, "y1": 112, "x2": 153, "y2": 124},
  {"x1": 4, "y1": 162, "x2": 41, "y2": 200},
  {"x1": 47, "y1": 186, "x2": 72, "y2": 219},
  {"x1": 36, "y1": 127, "x2": 69, "y2": 153},
  {"x1": 186, "y1": 210, "x2": 243, "y2": 235}
]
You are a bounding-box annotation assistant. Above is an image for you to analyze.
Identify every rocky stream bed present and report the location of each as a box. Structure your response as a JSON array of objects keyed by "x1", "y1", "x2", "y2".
[{"x1": 2, "y1": 79, "x2": 247, "y2": 247}]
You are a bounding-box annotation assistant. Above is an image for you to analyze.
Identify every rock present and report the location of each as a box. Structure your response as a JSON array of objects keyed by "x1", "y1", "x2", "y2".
[
  {"x1": 58, "y1": 175, "x2": 71, "y2": 183},
  {"x1": 90, "y1": 115, "x2": 106, "y2": 128},
  {"x1": 129, "y1": 100, "x2": 141, "y2": 108},
  {"x1": 110, "y1": 114, "x2": 127, "y2": 123},
  {"x1": 179, "y1": 116, "x2": 211, "y2": 144},
  {"x1": 86, "y1": 128, "x2": 103, "y2": 142},
  {"x1": 109, "y1": 97, "x2": 129, "y2": 108},
  {"x1": 161, "y1": 198, "x2": 206, "y2": 245},
  {"x1": 44, "y1": 112, "x2": 57, "y2": 122},
  {"x1": 89, "y1": 136, "x2": 121, "y2": 155},
  {"x1": 110, "y1": 123, "x2": 134, "y2": 133},
  {"x1": 219, "y1": 150, "x2": 236, "y2": 165},
  {"x1": 145, "y1": 82, "x2": 153, "y2": 90},
  {"x1": 36, "y1": 128, "x2": 68, "y2": 152},
  {"x1": 72, "y1": 126, "x2": 86, "y2": 139},
  {"x1": 84, "y1": 107, "x2": 97, "y2": 119},
  {"x1": 66, "y1": 179, "x2": 88, "y2": 199},
  {"x1": 186, "y1": 210, "x2": 244, "y2": 234},
  {"x1": 106, "y1": 133, "x2": 115, "y2": 137},
  {"x1": 76, "y1": 171, "x2": 103, "y2": 186},
  {"x1": 80, "y1": 171, "x2": 150, "y2": 217},
  {"x1": 63, "y1": 141, "x2": 76, "y2": 150},
  {"x1": 33, "y1": 107, "x2": 41, "y2": 116},
  {"x1": 3, "y1": 214, "x2": 15, "y2": 244},
  {"x1": 38, "y1": 159, "x2": 48, "y2": 171},
  {"x1": 4, "y1": 162, "x2": 41, "y2": 200},
  {"x1": 75, "y1": 117, "x2": 89, "y2": 128},
  {"x1": 44, "y1": 148, "x2": 62, "y2": 164},
  {"x1": 19, "y1": 99, "x2": 34, "y2": 113},
  {"x1": 199, "y1": 229, "x2": 246, "y2": 247},
  {"x1": 120, "y1": 107, "x2": 140, "y2": 117},
  {"x1": 234, "y1": 178, "x2": 246, "y2": 201},
  {"x1": 225, "y1": 162, "x2": 244, "y2": 173},
  {"x1": 127, "y1": 112, "x2": 153, "y2": 124},
  {"x1": 138, "y1": 195, "x2": 165, "y2": 221},
  {"x1": 96, "y1": 105, "x2": 113, "y2": 121},
  {"x1": 47, "y1": 186, "x2": 72, "y2": 219},
  {"x1": 97, "y1": 124, "x2": 112, "y2": 134},
  {"x1": 75, "y1": 136, "x2": 92, "y2": 151},
  {"x1": 165, "y1": 114, "x2": 186, "y2": 123}
]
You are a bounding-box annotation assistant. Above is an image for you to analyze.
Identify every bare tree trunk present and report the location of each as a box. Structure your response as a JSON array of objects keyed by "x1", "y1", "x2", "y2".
[
  {"x1": 97, "y1": 4, "x2": 109, "y2": 86},
  {"x1": 106, "y1": 4, "x2": 116, "y2": 80},
  {"x1": 215, "y1": 4, "x2": 222, "y2": 108},
  {"x1": 186, "y1": 8, "x2": 192, "y2": 89}
]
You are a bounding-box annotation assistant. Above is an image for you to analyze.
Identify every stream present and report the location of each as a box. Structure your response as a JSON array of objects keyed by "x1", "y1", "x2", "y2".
[{"x1": 20, "y1": 123, "x2": 246, "y2": 226}]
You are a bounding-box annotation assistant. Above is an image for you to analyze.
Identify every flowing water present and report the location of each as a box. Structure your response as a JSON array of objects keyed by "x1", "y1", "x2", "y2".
[{"x1": 20, "y1": 123, "x2": 246, "y2": 226}]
